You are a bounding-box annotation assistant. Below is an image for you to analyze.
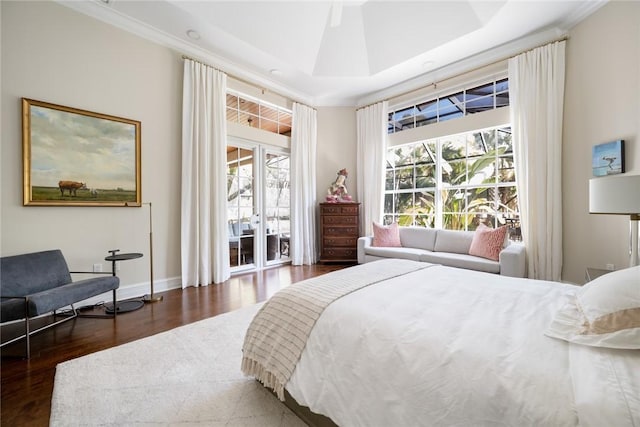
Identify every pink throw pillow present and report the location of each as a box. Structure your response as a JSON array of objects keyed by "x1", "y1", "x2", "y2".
[
  {"x1": 469, "y1": 224, "x2": 508, "y2": 261},
  {"x1": 372, "y1": 222, "x2": 402, "y2": 247}
]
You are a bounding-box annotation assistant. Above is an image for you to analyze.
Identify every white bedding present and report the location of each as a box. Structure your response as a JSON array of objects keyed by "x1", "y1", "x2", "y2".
[
  {"x1": 569, "y1": 343, "x2": 640, "y2": 427},
  {"x1": 286, "y1": 264, "x2": 640, "y2": 426}
]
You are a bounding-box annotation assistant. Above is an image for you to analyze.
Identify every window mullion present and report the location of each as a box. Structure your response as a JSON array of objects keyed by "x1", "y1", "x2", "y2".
[{"x1": 435, "y1": 139, "x2": 443, "y2": 229}]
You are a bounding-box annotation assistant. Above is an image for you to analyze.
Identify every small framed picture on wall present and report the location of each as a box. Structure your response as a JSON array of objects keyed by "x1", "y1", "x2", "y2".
[{"x1": 592, "y1": 139, "x2": 624, "y2": 177}]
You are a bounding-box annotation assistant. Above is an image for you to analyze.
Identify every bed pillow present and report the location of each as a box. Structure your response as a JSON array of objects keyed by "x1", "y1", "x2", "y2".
[
  {"x1": 468, "y1": 224, "x2": 508, "y2": 261},
  {"x1": 545, "y1": 265, "x2": 640, "y2": 349},
  {"x1": 372, "y1": 222, "x2": 402, "y2": 247}
]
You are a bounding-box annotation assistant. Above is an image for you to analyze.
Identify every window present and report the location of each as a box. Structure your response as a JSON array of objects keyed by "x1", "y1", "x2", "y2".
[
  {"x1": 388, "y1": 78, "x2": 509, "y2": 134},
  {"x1": 226, "y1": 91, "x2": 292, "y2": 136},
  {"x1": 384, "y1": 126, "x2": 520, "y2": 240}
]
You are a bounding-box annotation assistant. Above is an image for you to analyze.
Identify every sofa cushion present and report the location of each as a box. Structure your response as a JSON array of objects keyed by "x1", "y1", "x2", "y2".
[
  {"x1": 372, "y1": 222, "x2": 402, "y2": 247},
  {"x1": 469, "y1": 224, "x2": 508, "y2": 261},
  {"x1": 420, "y1": 251, "x2": 500, "y2": 274},
  {"x1": 365, "y1": 246, "x2": 424, "y2": 262},
  {"x1": 26, "y1": 275, "x2": 119, "y2": 316},
  {"x1": 399, "y1": 227, "x2": 437, "y2": 251},
  {"x1": 433, "y1": 230, "x2": 474, "y2": 254},
  {"x1": 0, "y1": 299, "x2": 26, "y2": 323},
  {"x1": 0, "y1": 250, "x2": 72, "y2": 297}
]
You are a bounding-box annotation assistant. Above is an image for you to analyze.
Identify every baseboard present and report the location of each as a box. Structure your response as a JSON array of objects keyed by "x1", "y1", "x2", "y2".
[{"x1": 74, "y1": 276, "x2": 183, "y2": 308}]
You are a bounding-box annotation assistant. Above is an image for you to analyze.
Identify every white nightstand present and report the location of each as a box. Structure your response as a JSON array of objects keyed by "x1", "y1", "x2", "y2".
[{"x1": 585, "y1": 267, "x2": 612, "y2": 283}]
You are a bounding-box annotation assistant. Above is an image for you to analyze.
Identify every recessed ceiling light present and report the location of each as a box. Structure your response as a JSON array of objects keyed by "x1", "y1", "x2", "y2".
[
  {"x1": 270, "y1": 69, "x2": 283, "y2": 76},
  {"x1": 422, "y1": 60, "x2": 436, "y2": 68},
  {"x1": 186, "y1": 30, "x2": 201, "y2": 40}
]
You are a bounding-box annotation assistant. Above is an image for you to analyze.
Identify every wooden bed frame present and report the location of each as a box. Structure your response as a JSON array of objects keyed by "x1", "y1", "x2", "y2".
[
  {"x1": 265, "y1": 382, "x2": 337, "y2": 427},
  {"x1": 283, "y1": 389, "x2": 337, "y2": 427}
]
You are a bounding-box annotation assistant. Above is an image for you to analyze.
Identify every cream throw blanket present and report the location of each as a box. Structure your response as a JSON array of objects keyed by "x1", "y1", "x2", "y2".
[{"x1": 241, "y1": 259, "x2": 433, "y2": 400}]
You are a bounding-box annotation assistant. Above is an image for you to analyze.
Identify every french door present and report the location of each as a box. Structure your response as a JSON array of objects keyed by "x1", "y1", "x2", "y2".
[{"x1": 227, "y1": 139, "x2": 290, "y2": 272}]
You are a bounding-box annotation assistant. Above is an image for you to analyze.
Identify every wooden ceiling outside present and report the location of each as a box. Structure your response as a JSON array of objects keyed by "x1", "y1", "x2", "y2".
[
  {"x1": 226, "y1": 146, "x2": 253, "y2": 168},
  {"x1": 226, "y1": 94, "x2": 291, "y2": 136}
]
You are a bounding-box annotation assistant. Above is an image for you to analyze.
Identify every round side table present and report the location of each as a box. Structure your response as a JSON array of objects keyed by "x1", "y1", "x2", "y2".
[{"x1": 104, "y1": 251, "x2": 144, "y2": 314}]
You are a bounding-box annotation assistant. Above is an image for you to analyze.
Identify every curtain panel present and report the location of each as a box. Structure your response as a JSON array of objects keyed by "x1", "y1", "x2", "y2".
[
  {"x1": 290, "y1": 103, "x2": 318, "y2": 265},
  {"x1": 181, "y1": 59, "x2": 230, "y2": 286},
  {"x1": 356, "y1": 101, "x2": 388, "y2": 237},
  {"x1": 509, "y1": 41, "x2": 566, "y2": 281}
]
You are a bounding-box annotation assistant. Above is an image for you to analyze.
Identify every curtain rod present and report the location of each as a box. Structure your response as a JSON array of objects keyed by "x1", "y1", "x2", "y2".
[
  {"x1": 357, "y1": 36, "x2": 569, "y2": 112},
  {"x1": 182, "y1": 54, "x2": 272, "y2": 97},
  {"x1": 181, "y1": 54, "x2": 315, "y2": 109}
]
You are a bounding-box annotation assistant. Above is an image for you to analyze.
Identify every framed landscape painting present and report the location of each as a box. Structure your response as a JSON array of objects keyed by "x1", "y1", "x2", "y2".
[
  {"x1": 592, "y1": 139, "x2": 624, "y2": 177},
  {"x1": 22, "y1": 98, "x2": 141, "y2": 206}
]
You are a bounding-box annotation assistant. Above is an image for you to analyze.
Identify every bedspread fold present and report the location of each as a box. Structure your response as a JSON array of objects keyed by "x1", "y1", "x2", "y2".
[{"x1": 241, "y1": 259, "x2": 433, "y2": 400}]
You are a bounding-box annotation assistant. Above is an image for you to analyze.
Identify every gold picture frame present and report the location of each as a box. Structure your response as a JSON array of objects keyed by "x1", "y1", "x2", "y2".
[{"x1": 22, "y1": 98, "x2": 141, "y2": 207}]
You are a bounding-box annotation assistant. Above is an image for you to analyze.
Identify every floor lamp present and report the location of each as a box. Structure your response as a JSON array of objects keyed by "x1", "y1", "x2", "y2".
[
  {"x1": 589, "y1": 174, "x2": 640, "y2": 267},
  {"x1": 142, "y1": 202, "x2": 163, "y2": 303}
]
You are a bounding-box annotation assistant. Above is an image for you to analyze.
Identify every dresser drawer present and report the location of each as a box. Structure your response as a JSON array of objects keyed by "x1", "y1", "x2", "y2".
[
  {"x1": 323, "y1": 215, "x2": 358, "y2": 225},
  {"x1": 323, "y1": 226, "x2": 358, "y2": 236},
  {"x1": 319, "y1": 202, "x2": 360, "y2": 263},
  {"x1": 321, "y1": 204, "x2": 359, "y2": 215},
  {"x1": 321, "y1": 247, "x2": 357, "y2": 260},
  {"x1": 323, "y1": 236, "x2": 358, "y2": 247}
]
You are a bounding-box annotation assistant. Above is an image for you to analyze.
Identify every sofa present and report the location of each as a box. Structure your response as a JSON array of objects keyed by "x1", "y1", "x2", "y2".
[
  {"x1": 0, "y1": 249, "x2": 119, "y2": 358},
  {"x1": 358, "y1": 226, "x2": 526, "y2": 278}
]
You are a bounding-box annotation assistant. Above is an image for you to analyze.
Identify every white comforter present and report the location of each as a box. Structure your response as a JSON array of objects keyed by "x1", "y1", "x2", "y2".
[{"x1": 286, "y1": 264, "x2": 639, "y2": 426}]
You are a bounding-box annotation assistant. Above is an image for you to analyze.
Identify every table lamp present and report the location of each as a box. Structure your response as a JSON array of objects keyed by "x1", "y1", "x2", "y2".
[{"x1": 589, "y1": 173, "x2": 640, "y2": 267}]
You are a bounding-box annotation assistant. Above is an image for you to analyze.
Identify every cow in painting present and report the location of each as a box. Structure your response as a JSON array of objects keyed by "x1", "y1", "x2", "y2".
[{"x1": 58, "y1": 180, "x2": 87, "y2": 197}]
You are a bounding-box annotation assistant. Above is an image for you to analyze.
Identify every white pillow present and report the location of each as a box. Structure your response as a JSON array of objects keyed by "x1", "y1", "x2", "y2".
[{"x1": 545, "y1": 265, "x2": 640, "y2": 349}]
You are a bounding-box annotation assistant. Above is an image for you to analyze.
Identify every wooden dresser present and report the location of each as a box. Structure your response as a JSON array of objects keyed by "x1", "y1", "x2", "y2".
[{"x1": 319, "y1": 202, "x2": 360, "y2": 263}]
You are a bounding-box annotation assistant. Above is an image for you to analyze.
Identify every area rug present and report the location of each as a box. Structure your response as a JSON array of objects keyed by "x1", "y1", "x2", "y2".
[{"x1": 50, "y1": 303, "x2": 306, "y2": 426}]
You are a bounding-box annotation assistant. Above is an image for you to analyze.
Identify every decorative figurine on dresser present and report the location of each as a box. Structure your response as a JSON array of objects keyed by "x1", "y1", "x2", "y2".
[
  {"x1": 326, "y1": 168, "x2": 353, "y2": 203},
  {"x1": 320, "y1": 168, "x2": 359, "y2": 263}
]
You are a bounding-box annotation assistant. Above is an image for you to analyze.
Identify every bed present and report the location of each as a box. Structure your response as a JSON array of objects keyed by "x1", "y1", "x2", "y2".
[{"x1": 242, "y1": 259, "x2": 640, "y2": 426}]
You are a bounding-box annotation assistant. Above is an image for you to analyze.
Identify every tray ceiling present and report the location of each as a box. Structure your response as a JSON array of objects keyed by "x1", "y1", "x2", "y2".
[{"x1": 59, "y1": 0, "x2": 607, "y2": 106}]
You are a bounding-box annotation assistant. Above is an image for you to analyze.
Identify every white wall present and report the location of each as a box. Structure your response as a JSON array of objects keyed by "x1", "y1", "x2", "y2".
[
  {"x1": 5, "y1": 0, "x2": 631, "y2": 290},
  {"x1": 1, "y1": 1, "x2": 357, "y2": 298},
  {"x1": 563, "y1": 0, "x2": 640, "y2": 283},
  {"x1": 1, "y1": 1, "x2": 183, "y2": 297},
  {"x1": 316, "y1": 107, "x2": 357, "y2": 204}
]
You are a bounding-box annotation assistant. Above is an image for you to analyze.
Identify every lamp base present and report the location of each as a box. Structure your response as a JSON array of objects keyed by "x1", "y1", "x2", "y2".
[
  {"x1": 105, "y1": 299, "x2": 145, "y2": 314},
  {"x1": 630, "y1": 218, "x2": 639, "y2": 267},
  {"x1": 142, "y1": 294, "x2": 163, "y2": 303}
]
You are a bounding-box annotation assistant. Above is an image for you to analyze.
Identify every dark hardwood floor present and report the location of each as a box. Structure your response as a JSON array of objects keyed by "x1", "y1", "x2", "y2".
[{"x1": 1, "y1": 264, "x2": 346, "y2": 427}]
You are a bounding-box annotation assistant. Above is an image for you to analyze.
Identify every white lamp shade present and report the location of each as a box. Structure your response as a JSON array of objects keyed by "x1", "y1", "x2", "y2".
[{"x1": 589, "y1": 174, "x2": 640, "y2": 215}]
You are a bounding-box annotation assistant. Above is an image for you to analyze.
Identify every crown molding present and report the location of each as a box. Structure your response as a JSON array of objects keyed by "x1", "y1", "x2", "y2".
[
  {"x1": 356, "y1": 0, "x2": 609, "y2": 108},
  {"x1": 53, "y1": 0, "x2": 609, "y2": 109},
  {"x1": 355, "y1": 27, "x2": 566, "y2": 109},
  {"x1": 54, "y1": 0, "x2": 315, "y2": 106},
  {"x1": 561, "y1": 0, "x2": 608, "y2": 31}
]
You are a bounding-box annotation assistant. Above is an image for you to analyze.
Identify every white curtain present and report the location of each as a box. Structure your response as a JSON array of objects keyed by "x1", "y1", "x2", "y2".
[
  {"x1": 181, "y1": 59, "x2": 230, "y2": 286},
  {"x1": 508, "y1": 41, "x2": 566, "y2": 281},
  {"x1": 290, "y1": 103, "x2": 318, "y2": 265},
  {"x1": 356, "y1": 101, "x2": 388, "y2": 237}
]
